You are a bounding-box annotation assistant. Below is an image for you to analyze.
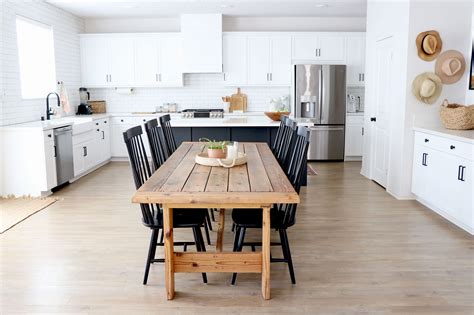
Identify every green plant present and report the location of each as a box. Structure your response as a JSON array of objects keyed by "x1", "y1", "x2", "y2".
[{"x1": 199, "y1": 138, "x2": 227, "y2": 150}]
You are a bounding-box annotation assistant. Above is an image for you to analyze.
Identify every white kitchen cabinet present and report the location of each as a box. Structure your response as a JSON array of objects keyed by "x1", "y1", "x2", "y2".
[
  {"x1": 80, "y1": 35, "x2": 135, "y2": 87},
  {"x1": 345, "y1": 115, "x2": 364, "y2": 158},
  {"x1": 412, "y1": 130, "x2": 473, "y2": 234},
  {"x1": 72, "y1": 130, "x2": 95, "y2": 177},
  {"x1": 346, "y1": 34, "x2": 366, "y2": 86},
  {"x1": 92, "y1": 118, "x2": 111, "y2": 164},
  {"x1": 134, "y1": 35, "x2": 183, "y2": 87},
  {"x1": 111, "y1": 116, "x2": 151, "y2": 158},
  {"x1": 269, "y1": 36, "x2": 292, "y2": 85},
  {"x1": 223, "y1": 34, "x2": 247, "y2": 86},
  {"x1": 248, "y1": 36, "x2": 271, "y2": 85},
  {"x1": 292, "y1": 34, "x2": 345, "y2": 62},
  {"x1": 181, "y1": 14, "x2": 222, "y2": 73},
  {"x1": 0, "y1": 128, "x2": 57, "y2": 197}
]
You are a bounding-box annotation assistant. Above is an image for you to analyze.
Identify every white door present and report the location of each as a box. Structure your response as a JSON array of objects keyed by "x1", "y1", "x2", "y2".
[
  {"x1": 292, "y1": 35, "x2": 318, "y2": 60},
  {"x1": 108, "y1": 37, "x2": 135, "y2": 86},
  {"x1": 371, "y1": 37, "x2": 394, "y2": 188},
  {"x1": 247, "y1": 36, "x2": 270, "y2": 85},
  {"x1": 318, "y1": 35, "x2": 345, "y2": 61},
  {"x1": 223, "y1": 34, "x2": 247, "y2": 86},
  {"x1": 159, "y1": 35, "x2": 184, "y2": 87},
  {"x1": 80, "y1": 36, "x2": 109, "y2": 87},
  {"x1": 269, "y1": 36, "x2": 292, "y2": 86},
  {"x1": 134, "y1": 36, "x2": 159, "y2": 86},
  {"x1": 346, "y1": 35, "x2": 365, "y2": 85}
]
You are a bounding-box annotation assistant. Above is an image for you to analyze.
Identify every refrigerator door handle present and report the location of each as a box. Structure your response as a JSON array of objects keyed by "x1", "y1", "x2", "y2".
[
  {"x1": 319, "y1": 67, "x2": 323, "y2": 122},
  {"x1": 309, "y1": 126, "x2": 344, "y2": 131}
]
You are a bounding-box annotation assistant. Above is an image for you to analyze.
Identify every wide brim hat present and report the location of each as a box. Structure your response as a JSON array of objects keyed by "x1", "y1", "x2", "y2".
[
  {"x1": 435, "y1": 50, "x2": 466, "y2": 84},
  {"x1": 416, "y1": 30, "x2": 442, "y2": 61},
  {"x1": 412, "y1": 72, "x2": 443, "y2": 104}
]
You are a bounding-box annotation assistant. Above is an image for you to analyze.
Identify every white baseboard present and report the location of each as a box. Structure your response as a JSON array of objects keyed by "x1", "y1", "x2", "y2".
[
  {"x1": 386, "y1": 189, "x2": 415, "y2": 200},
  {"x1": 344, "y1": 156, "x2": 362, "y2": 161},
  {"x1": 416, "y1": 196, "x2": 473, "y2": 235}
]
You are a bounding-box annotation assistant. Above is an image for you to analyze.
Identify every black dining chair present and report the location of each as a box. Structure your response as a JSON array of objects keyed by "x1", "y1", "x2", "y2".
[
  {"x1": 271, "y1": 115, "x2": 288, "y2": 155},
  {"x1": 123, "y1": 125, "x2": 208, "y2": 285},
  {"x1": 143, "y1": 118, "x2": 168, "y2": 171},
  {"x1": 276, "y1": 118, "x2": 298, "y2": 169},
  {"x1": 144, "y1": 118, "x2": 213, "y2": 246},
  {"x1": 159, "y1": 114, "x2": 177, "y2": 156},
  {"x1": 230, "y1": 126, "x2": 310, "y2": 285}
]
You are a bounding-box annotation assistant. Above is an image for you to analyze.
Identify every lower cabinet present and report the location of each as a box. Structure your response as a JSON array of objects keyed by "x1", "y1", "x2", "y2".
[
  {"x1": 345, "y1": 115, "x2": 364, "y2": 158},
  {"x1": 412, "y1": 130, "x2": 473, "y2": 234},
  {"x1": 232, "y1": 127, "x2": 271, "y2": 143},
  {"x1": 192, "y1": 127, "x2": 231, "y2": 142},
  {"x1": 172, "y1": 127, "x2": 192, "y2": 146},
  {"x1": 73, "y1": 132, "x2": 95, "y2": 177}
]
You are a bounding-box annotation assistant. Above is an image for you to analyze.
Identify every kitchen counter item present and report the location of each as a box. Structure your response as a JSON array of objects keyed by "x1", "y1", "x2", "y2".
[
  {"x1": 264, "y1": 112, "x2": 289, "y2": 121},
  {"x1": 230, "y1": 88, "x2": 247, "y2": 112},
  {"x1": 439, "y1": 99, "x2": 474, "y2": 130},
  {"x1": 88, "y1": 100, "x2": 106, "y2": 113},
  {"x1": 195, "y1": 151, "x2": 247, "y2": 168}
]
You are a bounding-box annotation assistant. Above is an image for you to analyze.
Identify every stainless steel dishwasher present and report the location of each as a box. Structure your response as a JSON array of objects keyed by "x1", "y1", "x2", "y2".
[{"x1": 53, "y1": 126, "x2": 74, "y2": 186}]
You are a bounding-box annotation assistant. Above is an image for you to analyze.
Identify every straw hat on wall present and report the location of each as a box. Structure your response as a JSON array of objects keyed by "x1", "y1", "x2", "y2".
[
  {"x1": 435, "y1": 50, "x2": 466, "y2": 84},
  {"x1": 412, "y1": 72, "x2": 443, "y2": 104},
  {"x1": 416, "y1": 30, "x2": 442, "y2": 61}
]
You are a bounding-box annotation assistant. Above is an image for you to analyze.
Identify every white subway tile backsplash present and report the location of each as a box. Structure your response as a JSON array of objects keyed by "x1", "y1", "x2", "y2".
[
  {"x1": 1, "y1": 0, "x2": 84, "y2": 126},
  {"x1": 90, "y1": 74, "x2": 290, "y2": 113}
]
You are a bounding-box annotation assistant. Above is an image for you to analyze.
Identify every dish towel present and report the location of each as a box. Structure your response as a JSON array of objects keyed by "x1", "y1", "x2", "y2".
[{"x1": 58, "y1": 82, "x2": 72, "y2": 114}]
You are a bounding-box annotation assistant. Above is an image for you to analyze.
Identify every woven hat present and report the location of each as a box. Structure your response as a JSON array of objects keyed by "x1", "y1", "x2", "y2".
[
  {"x1": 416, "y1": 30, "x2": 442, "y2": 61},
  {"x1": 412, "y1": 72, "x2": 443, "y2": 104},
  {"x1": 435, "y1": 50, "x2": 466, "y2": 84}
]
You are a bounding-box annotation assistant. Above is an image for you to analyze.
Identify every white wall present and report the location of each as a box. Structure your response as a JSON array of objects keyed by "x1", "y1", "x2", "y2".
[
  {"x1": 362, "y1": 0, "x2": 473, "y2": 199},
  {"x1": 90, "y1": 74, "x2": 290, "y2": 113},
  {"x1": 84, "y1": 16, "x2": 366, "y2": 33},
  {"x1": 1, "y1": 0, "x2": 84, "y2": 126}
]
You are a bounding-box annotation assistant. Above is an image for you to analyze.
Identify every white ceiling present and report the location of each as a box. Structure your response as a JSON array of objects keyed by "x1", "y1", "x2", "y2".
[{"x1": 46, "y1": 0, "x2": 367, "y2": 18}]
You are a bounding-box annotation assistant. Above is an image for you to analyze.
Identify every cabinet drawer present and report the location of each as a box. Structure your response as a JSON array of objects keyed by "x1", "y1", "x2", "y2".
[
  {"x1": 346, "y1": 115, "x2": 364, "y2": 124},
  {"x1": 73, "y1": 130, "x2": 93, "y2": 145},
  {"x1": 93, "y1": 118, "x2": 109, "y2": 127},
  {"x1": 43, "y1": 130, "x2": 54, "y2": 142},
  {"x1": 414, "y1": 132, "x2": 473, "y2": 160},
  {"x1": 111, "y1": 117, "x2": 136, "y2": 125}
]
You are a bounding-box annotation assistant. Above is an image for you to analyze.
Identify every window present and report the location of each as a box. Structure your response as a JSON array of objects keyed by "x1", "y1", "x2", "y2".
[{"x1": 16, "y1": 16, "x2": 56, "y2": 99}]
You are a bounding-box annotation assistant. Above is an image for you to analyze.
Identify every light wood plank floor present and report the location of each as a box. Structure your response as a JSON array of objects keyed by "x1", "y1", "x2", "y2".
[{"x1": 1, "y1": 162, "x2": 472, "y2": 314}]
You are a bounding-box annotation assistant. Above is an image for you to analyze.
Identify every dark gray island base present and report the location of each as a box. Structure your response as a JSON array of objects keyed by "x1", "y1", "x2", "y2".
[{"x1": 172, "y1": 126, "x2": 307, "y2": 186}]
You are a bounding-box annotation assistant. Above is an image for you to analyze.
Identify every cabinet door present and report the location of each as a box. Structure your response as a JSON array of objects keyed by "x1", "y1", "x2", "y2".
[
  {"x1": 101, "y1": 123, "x2": 111, "y2": 161},
  {"x1": 269, "y1": 36, "x2": 292, "y2": 86},
  {"x1": 159, "y1": 35, "x2": 184, "y2": 87},
  {"x1": 223, "y1": 35, "x2": 248, "y2": 86},
  {"x1": 73, "y1": 143, "x2": 86, "y2": 176},
  {"x1": 83, "y1": 140, "x2": 96, "y2": 171},
  {"x1": 108, "y1": 37, "x2": 135, "y2": 86},
  {"x1": 345, "y1": 124, "x2": 364, "y2": 156},
  {"x1": 318, "y1": 35, "x2": 345, "y2": 61},
  {"x1": 44, "y1": 140, "x2": 57, "y2": 190},
  {"x1": 111, "y1": 123, "x2": 131, "y2": 158},
  {"x1": 412, "y1": 145, "x2": 444, "y2": 203},
  {"x1": 80, "y1": 36, "x2": 109, "y2": 87},
  {"x1": 346, "y1": 35, "x2": 365, "y2": 85},
  {"x1": 442, "y1": 155, "x2": 473, "y2": 228},
  {"x1": 292, "y1": 35, "x2": 318, "y2": 60},
  {"x1": 247, "y1": 36, "x2": 270, "y2": 85},
  {"x1": 134, "y1": 37, "x2": 159, "y2": 86},
  {"x1": 231, "y1": 127, "x2": 271, "y2": 144}
]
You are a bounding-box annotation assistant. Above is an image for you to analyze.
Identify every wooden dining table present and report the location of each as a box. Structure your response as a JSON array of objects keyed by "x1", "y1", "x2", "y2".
[{"x1": 132, "y1": 142, "x2": 299, "y2": 300}]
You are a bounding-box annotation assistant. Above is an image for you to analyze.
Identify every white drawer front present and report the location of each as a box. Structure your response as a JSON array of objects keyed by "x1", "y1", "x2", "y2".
[{"x1": 414, "y1": 132, "x2": 473, "y2": 161}]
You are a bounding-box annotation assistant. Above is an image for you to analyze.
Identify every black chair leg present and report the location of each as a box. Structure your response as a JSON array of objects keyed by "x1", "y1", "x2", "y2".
[
  {"x1": 159, "y1": 228, "x2": 164, "y2": 244},
  {"x1": 210, "y1": 208, "x2": 215, "y2": 221},
  {"x1": 143, "y1": 229, "x2": 159, "y2": 285},
  {"x1": 203, "y1": 221, "x2": 212, "y2": 245},
  {"x1": 231, "y1": 227, "x2": 246, "y2": 285},
  {"x1": 280, "y1": 229, "x2": 296, "y2": 284},
  {"x1": 205, "y1": 211, "x2": 213, "y2": 231},
  {"x1": 193, "y1": 227, "x2": 208, "y2": 284},
  {"x1": 231, "y1": 223, "x2": 235, "y2": 232}
]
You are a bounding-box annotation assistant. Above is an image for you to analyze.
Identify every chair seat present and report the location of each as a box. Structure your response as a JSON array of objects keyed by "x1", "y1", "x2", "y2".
[
  {"x1": 231, "y1": 206, "x2": 283, "y2": 229},
  {"x1": 146, "y1": 208, "x2": 207, "y2": 229}
]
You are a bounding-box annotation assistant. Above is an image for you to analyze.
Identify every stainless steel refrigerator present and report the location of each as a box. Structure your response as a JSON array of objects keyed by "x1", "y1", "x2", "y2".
[{"x1": 293, "y1": 64, "x2": 346, "y2": 160}]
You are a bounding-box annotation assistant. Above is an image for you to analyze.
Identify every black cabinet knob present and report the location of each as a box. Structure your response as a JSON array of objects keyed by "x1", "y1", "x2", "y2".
[
  {"x1": 143, "y1": 119, "x2": 146, "y2": 122},
  {"x1": 47, "y1": 134, "x2": 52, "y2": 138},
  {"x1": 97, "y1": 129, "x2": 100, "y2": 131},
  {"x1": 121, "y1": 119, "x2": 124, "y2": 122},
  {"x1": 424, "y1": 138, "x2": 429, "y2": 142},
  {"x1": 104, "y1": 121, "x2": 107, "y2": 123},
  {"x1": 96, "y1": 122, "x2": 99, "y2": 125},
  {"x1": 450, "y1": 145, "x2": 455, "y2": 150},
  {"x1": 370, "y1": 117, "x2": 376, "y2": 122}
]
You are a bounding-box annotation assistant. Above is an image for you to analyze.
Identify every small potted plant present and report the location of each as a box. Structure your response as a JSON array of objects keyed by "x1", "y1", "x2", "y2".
[{"x1": 200, "y1": 138, "x2": 227, "y2": 159}]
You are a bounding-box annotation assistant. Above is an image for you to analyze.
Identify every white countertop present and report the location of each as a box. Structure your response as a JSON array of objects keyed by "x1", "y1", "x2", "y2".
[
  {"x1": 0, "y1": 112, "x2": 279, "y2": 131},
  {"x1": 413, "y1": 126, "x2": 474, "y2": 144}
]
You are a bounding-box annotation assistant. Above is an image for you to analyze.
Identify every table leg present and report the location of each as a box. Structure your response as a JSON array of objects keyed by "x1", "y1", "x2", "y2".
[
  {"x1": 216, "y1": 209, "x2": 225, "y2": 252},
  {"x1": 261, "y1": 206, "x2": 271, "y2": 300},
  {"x1": 163, "y1": 205, "x2": 175, "y2": 300}
]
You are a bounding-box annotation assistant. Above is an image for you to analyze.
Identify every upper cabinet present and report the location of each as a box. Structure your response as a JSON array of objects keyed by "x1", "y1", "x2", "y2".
[
  {"x1": 223, "y1": 33, "x2": 292, "y2": 87},
  {"x1": 346, "y1": 34, "x2": 366, "y2": 86},
  {"x1": 80, "y1": 34, "x2": 183, "y2": 88},
  {"x1": 181, "y1": 14, "x2": 222, "y2": 73},
  {"x1": 134, "y1": 34, "x2": 183, "y2": 87},
  {"x1": 292, "y1": 33, "x2": 345, "y2": 61}
]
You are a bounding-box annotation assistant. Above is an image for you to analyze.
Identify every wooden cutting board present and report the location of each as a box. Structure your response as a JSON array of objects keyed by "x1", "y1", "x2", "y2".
[{"x1": 230, "y1": 88, "x2": 247, "y2": 112}]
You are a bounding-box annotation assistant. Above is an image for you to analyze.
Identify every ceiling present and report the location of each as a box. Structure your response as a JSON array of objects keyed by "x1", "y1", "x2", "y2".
[{"x1": 46, "y1": 0, "x2": 367, "y2": 18}]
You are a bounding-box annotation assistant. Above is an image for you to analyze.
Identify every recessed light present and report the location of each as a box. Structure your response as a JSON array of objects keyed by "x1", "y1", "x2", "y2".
[{"x1": 315, "y1": 3, "x2": 329, "y2": 8}]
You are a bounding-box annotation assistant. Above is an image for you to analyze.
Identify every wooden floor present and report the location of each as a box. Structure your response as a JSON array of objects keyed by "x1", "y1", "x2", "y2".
[{"x1": 1, "y1": 162, "x2": 472, "y2": 314}]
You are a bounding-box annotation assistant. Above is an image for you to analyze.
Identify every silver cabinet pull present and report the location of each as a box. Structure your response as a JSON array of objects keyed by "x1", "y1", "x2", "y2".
[
  {"x1": 270, "y1": 73, "x2": 272, "y2": 81},
  {"x1": 159, "y1": 73, "x2": 162, "y2": 82},
  {"x1": 156, "y1": 73, "x2": 158, "y2": 82},
  {"x1": 223, "y1": 73, "x2": 226, "y2": 81}
]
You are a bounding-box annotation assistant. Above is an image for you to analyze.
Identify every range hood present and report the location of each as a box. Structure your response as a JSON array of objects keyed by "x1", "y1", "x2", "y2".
[{"x1": 181, "y1": 14, "x2": 222, "y2": 73}]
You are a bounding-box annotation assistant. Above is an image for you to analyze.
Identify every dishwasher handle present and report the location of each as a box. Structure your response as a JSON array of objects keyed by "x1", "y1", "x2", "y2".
[{"x1": 309, "y1": 126, "x2": 344, "y2": 131}]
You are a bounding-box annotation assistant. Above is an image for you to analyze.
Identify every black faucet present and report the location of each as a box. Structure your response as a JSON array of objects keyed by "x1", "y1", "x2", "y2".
[{"x1": 45, "y1": 92, "x2": 60, "y2": 120}]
